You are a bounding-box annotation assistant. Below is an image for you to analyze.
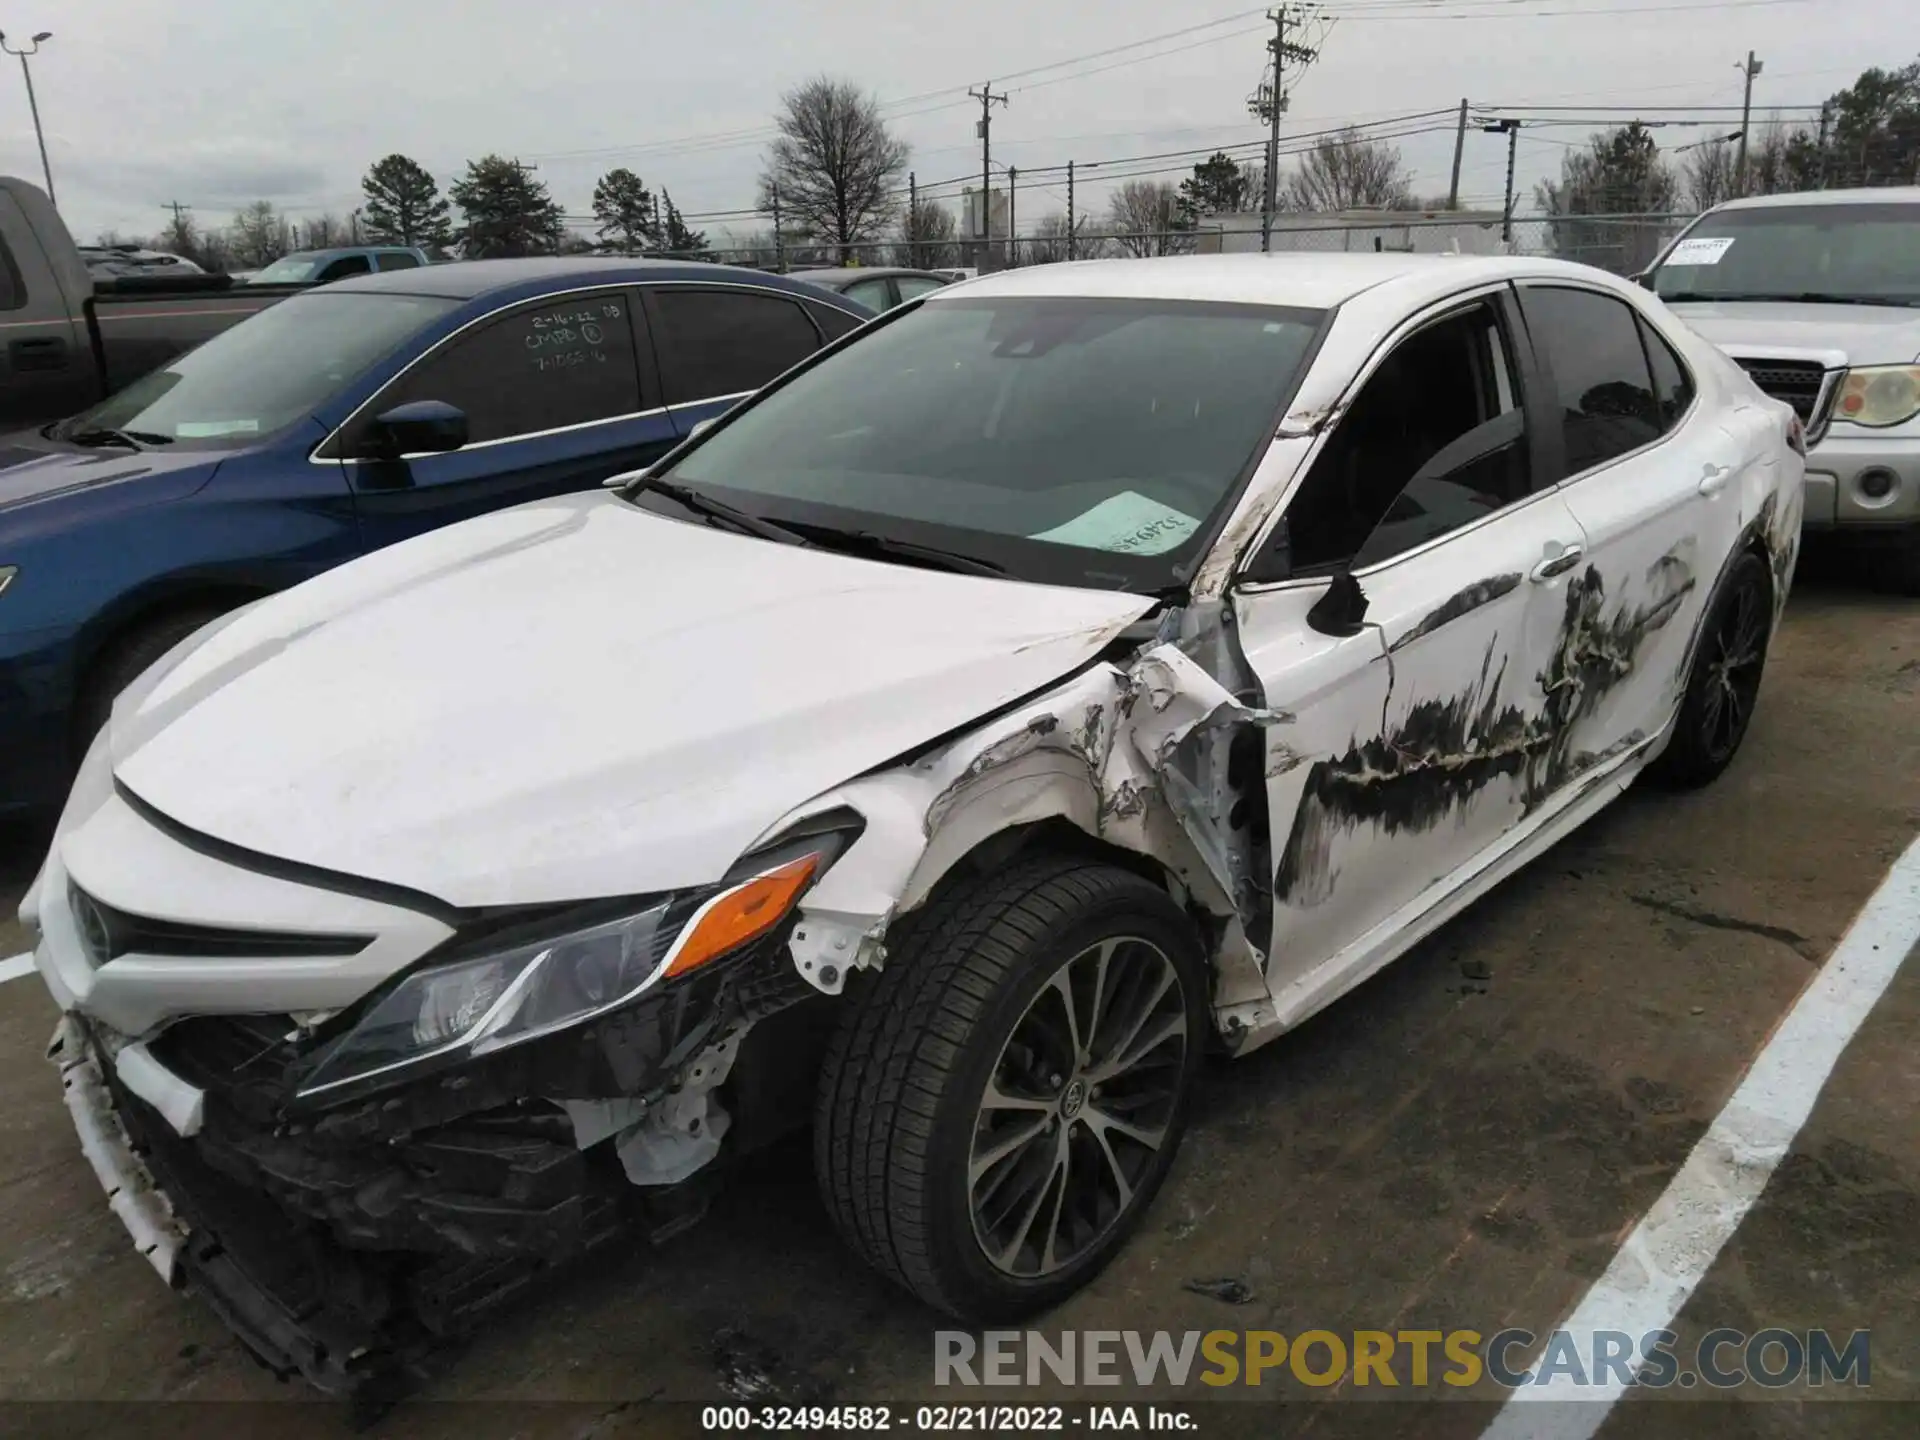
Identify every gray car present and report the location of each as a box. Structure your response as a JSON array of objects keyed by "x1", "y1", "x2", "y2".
[
  {"x1": 1644, "y1": 187, "x2": 1920, "y2": 590},
  {"x1": 789, "y1": 265, "x2": 955, "y2": 313}
]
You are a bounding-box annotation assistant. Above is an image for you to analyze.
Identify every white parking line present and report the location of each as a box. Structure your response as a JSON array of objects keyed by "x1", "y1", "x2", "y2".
[
  {"x1": 0, "y1": 952, "x2": 35, "y2": 985},
  {"x1": 1481, "y1": 833, "x2": 1920, "y2": 1439}
]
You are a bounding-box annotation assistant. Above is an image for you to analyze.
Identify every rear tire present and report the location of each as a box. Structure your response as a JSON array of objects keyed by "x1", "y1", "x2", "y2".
[
  {"x1": 74, "y1": 605, "x2": 230, "y2": 757},
  {"x1": 1649, "y1": 551, "x2": 1772, "y2": 789},
  {"x1": 814, "y1": 855, "x2": 1208, "y2": 1322}
]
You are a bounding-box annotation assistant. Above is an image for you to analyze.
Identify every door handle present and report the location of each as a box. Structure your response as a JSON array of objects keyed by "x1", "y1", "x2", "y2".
[
  {"x1": 1699, "y1": 461, "x2": 1733, "y2": 496},
  {"x1": 1530, "y1": 543, "x2": 1585, "y2": 582},
  {"x1": 7, "y1": 336, "x2": 68, "y2": 371}
]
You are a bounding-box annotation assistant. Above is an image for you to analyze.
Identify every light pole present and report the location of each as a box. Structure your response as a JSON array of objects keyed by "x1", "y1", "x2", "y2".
[{"x1": 0, "y1": 30, "x2": 55, "y2": 207}]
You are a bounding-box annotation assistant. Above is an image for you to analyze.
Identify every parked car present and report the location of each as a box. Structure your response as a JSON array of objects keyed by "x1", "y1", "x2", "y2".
[
  {"x1": 0, "y1": 177, "x2": 306, "y2": 430},
  {"x1": 1641, "y1": 186, "x2": 1920, "y2": 590},
  {"x1": 77, "y1": 245, "x2": 207, "y2": 281},
  {"x1": 244, "y1": 245, "x2": 433, "y2": 286},
  {"x1": 789, "y1": 265, "x2": 954, "y2": 312},
  {"x1": 0, "y1": 256, "x2": 867, "y2": 815},
  {"x1": 22, "y1": 253, "x2": 1803, "y2": 1403}
]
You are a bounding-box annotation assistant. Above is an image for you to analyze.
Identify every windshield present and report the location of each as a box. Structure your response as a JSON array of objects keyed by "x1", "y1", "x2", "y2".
[
  {"x1": 1652, "y1": 202, "x2": 1920, "y2": 306},
  {"x1": 643, "y1": 295, "x2": 1324, "y2": 591},
  {"x1": 250, "y1": 253, "x2": 328, "y2": 284},
  {"x1": 58, "y1": 292, "x2": 458, "y2": 449}
]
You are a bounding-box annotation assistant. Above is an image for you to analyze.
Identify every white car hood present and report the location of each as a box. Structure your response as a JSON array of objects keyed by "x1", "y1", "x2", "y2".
[
  {"x1": 112, "y1": 493, "x2": 1154, "y2": 908},
  {"x1": 1667, "y1": 300, "x2": 1920, "y2": 366}
]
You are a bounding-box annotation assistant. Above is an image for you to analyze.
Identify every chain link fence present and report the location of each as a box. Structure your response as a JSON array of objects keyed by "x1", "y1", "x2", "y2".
[{"x1": 644, "y1": 212, "x2": 1702, "y2": 280}]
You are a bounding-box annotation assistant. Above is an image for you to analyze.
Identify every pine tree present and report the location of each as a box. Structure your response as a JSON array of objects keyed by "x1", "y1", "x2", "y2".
[
  {"x1": 360, "y1": 154, "x2": 452, "y2": 250},
  {"x1": 659, "y1": 190, "x2": 710, "y2": 257},
  {"x1": 449, "y1": 155, "x2": 566, "y2": 258},
  {"x1": 591, "y1": 167, "x2": 658, "y2": 253}
]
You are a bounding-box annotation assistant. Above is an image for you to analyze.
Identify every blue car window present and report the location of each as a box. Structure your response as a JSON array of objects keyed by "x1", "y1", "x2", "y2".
[{"x1": 354, "y1": 290, "x2": 645, "y2": 446}]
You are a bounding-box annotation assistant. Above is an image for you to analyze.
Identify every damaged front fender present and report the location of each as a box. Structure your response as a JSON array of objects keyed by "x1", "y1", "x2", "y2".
[{"x1": 775, "y1": 637, "x2": 1290, "y2": 1012}]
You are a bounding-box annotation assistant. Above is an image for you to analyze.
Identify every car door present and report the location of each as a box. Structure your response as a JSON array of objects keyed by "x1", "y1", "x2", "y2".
[
  {"x1": 1233, "y1": 287, "x2": 1589, "y2": 1010},
  {"x1": 1514, "y1": 282, "x2": 1742, "y2": 783},
  {"x1": 333, "y1": 286, "x2": 678, "y2": 551},
  {"x1": 0, "y1": 191, "x2": 90, "y2": 429},
  {"x1": 642, "y1": 285, "x2": 833, "y2": 435}
]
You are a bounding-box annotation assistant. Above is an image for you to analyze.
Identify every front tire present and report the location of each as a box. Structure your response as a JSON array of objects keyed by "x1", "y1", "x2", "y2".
[
  {"x1": 74, "y1": 605, "x2": 231, "y2": 758},
  {"x1": 1650, "y1": 550, "x2": 1772, "y2": 788},
  {"x1": 814, "y1": 855, "x2": 1208, "y2": 1322}
]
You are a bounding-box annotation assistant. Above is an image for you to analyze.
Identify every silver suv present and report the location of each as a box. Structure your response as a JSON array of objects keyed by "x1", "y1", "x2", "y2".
[{"x1": 1643, "y1": 187, "x2": 1920, "y2": 590}]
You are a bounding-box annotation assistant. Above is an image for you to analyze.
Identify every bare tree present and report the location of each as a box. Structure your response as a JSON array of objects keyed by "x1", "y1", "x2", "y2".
[
  {"x1": 1105, "y1": 181, "x2": 1190, "y2": 258},
  {"x1": 893, "y1": 197, "x2": 957, "y2": 268},
  {"x1": 228, "y1": 201, "x2": 294, "y2": 269},
  {"x1": 1681, "y1": 142, "x2": 1740, "y2": 212},
  {"x1": 298, "y1": 214, "x2": 351, "y2": 249},
  {"x1": 759, "y1": 77, "x2": 909, "y2": 261},
  {"x1": 1282, "y1": 127, "x2": 1416, "y2": 212},
  {"x1": 1025, "y1": 212, "x2": 1096, "y2": 264}
]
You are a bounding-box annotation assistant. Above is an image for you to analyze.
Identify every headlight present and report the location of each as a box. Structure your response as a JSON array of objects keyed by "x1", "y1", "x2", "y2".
[
  {"x1": 297, "y1": 834, "x2": 847, "y2": 1100},
  {"x1": 1835, "y1": 366, "x2": 1920, "y2": 428},
  {"x1": 0, "y1": 565, "x2": 17, "y2": 598}
]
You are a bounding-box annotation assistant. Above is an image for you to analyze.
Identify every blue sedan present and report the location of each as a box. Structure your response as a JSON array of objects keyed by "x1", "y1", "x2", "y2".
[{"x1": 0, "y1": 257, "x2": 871, "y2": 815}]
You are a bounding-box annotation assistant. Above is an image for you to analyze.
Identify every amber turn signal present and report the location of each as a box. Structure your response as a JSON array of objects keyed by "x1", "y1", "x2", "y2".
[{"x1": 664, "y1": 853, "x2": 821, "y2": 978}]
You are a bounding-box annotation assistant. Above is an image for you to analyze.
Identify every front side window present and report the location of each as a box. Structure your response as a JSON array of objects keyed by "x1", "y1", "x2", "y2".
[
  {"x1": 377, "y1": 251, "x2": 423, "y2": 271},
  {"x1": 317, "y1": 255, "x2": 373, "y2": 284},
  {"x1": 650, "y1": 288, "x2": 822, "y2": 404},
  {"x1": 250, "y1": 252, "x2": 328, "y2": 285},
  {"x1": 349, "y1": 290, "x2": 643, "y2": 448},
  {"x1": 642, "y1": 295, "x2": 1323, "y2": 592},
  {"x1": 55, "y1": 292, "x2": 459, "y2": 448},
  {"x1": 1650, "y1": 201, "x2": 1920, "y2": 307},
  {"x1": 1283, "y1": 299, "x2": 1532, "y2": 576},
  {"x1": 896, "y1": 276, "x2": 948, "y2": 302},
  {"x1": 1521, "y1": 286, "x2": 1660, "y2": 474}
]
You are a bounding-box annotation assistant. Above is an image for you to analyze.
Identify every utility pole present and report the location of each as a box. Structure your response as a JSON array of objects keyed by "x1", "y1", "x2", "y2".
[
  {"x1": 771, "y1": 184, "x2": 784, "y2": 272},
  {"x1": 1066, "y1": 160, "x2": 1076, "y2": 260},
  {"x1": 1247, "y1": 7, "x2": 1320, "y2": 253},
  {"x1": 1007, "y1": 166, "x2": 1018, "y2": 267},
  {"x1": 1735, "y1": 51, "x2": 1763, "y2": 196},
  {"x1": 1447, "y1": 98, "x2": 1469, "y2": 209},
  {"x1": 969, "y1": 82, "x2": 1009, "y2": 266},
  {"x1": 1815, "y1": 102, "x2": 1831, "y2": 190},
  {"x1": 0, "y1": 31, "x2": 56, "y2": 207},
  {"x1": 907, "y1": 172, "x2": 918, "y2": 266},
  {"x1": 1480, "y1": 119, "x2": 1521, "y2": 244}
]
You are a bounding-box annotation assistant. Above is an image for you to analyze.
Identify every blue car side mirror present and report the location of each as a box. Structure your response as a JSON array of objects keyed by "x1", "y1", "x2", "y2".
[{"x1": 369, "y1": 400, "x2": 468, "y2": 457}]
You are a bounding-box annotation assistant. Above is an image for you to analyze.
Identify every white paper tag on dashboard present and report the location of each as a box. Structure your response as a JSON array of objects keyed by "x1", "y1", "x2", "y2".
[{"x1": 1666, "y1": 236, "x2": 1736, "y2": 266}]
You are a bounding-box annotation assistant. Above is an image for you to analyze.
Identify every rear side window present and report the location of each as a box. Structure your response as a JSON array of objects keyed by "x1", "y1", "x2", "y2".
[
  {"x1": 1521, "y1": 286, "x2": 1661, "y2": 473},
  {"x1": 842, "y1": 277, "x2": 894, "y2": 311},
  {"x1": 361, "y1": 291, "x2": 643, "y2": 447},
  {"x1": 896, "y1": 276, "x2": 948, "y2": 302},
  {"x1": 650, "y1": 288, "x2": 821, "y2": 405},
  {"x1": 0, "y1": 233, "x2": 22, "y2": 310},
  {"x1": 1638, "y1": 316, "x2": 1695, "y2": 430}
]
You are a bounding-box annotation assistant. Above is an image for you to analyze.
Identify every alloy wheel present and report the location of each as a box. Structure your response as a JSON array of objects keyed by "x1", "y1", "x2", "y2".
[
  {"x1": 966, "y1": 936, "x2": 1189, "y2": 1278},
  {"x1": 1698, "y1": 572, "x2": 1767, "y2": 763}
]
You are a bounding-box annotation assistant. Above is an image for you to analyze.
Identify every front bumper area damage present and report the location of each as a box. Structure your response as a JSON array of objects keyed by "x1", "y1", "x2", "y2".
[{"x1": 47, "y1": 926, "x2": 815, "y2": 1405}]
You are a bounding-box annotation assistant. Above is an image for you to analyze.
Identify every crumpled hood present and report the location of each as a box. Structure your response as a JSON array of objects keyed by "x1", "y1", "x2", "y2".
[
  {"x1": 1667, "y1": 300, "x2": 1920, "y2": 366},
  {"x1": 0, "y1": 435, "x2": 222, "y2": 514},
  {"x1": 112, "y1": 492, "x2": 1155, "y2": 908}
]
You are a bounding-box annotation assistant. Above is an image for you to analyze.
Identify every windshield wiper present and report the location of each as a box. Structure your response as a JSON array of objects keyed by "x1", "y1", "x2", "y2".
[
  {"x1": 782, "y1": 521, "x2": 1006, "y2": 577},
  {"x1": 1661, "y1": 290, "x2": 1919, "y2": 308},
  {"x1": 626, "y1": 476, "x2": 813, "y2": 547},
  {"x1": 60, "y1": 426, "x2": 175, "y2": 450}
]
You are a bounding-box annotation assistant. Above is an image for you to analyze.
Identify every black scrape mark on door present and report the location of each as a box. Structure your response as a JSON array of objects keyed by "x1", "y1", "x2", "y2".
[
  {"x1": 1388, "y1": 573, "x2": 1524, "y2": 653},
  {"x1": 1273, "y1": 556, "x2": 1694, "y2": 906}
]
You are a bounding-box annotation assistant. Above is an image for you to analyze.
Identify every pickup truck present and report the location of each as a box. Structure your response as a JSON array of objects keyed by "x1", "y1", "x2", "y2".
[
  {"x1": 1642, "y1": 186, "x2": 1920, "y2": 591},
  {"x1": 1, "y1": 176, "x2": 303, "y2": 430},
  {"x1": 0, "y1": 255, "x2": 872, "y2": 815}
]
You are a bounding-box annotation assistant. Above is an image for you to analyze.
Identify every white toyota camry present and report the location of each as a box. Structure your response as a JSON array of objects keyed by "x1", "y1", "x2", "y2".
[{"x1": 24, "y1": 253, "x2": 1805, "y2": 1399}]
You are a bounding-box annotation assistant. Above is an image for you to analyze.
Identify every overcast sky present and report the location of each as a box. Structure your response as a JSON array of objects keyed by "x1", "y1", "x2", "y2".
[{"x1": 0, "y1": 0, "x2": 1897, "y2": 247}]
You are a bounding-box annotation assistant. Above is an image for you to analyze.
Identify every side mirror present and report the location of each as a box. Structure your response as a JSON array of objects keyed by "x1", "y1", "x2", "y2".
[
  {"x1": 368, "y1": 400, "x2": 467, "y2": 457},
  {"x1": 1306, "y1": 569, "x2": 1369, "y2": 638},
  {"x1": 687, "y1": 416, "x2": 718, "y2": 440},
  {"x1": 1629, "y1": 269, "x2": 1654, "y2": 290}
]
